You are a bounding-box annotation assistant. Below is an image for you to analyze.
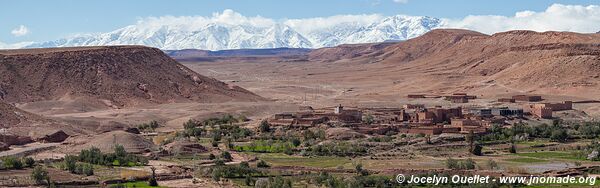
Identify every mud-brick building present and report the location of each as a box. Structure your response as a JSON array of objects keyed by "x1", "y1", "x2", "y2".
[
  {"x1": 498, "y1": 98, "x2": 515, "y2": 103},
  {"x1": 539, "y1": 101, "x2": 572, "y2": 111},
  {"x1": 512, "y1": 95, "x2": 543, "y2": 102},
  {"x1": 450, "y1": 119, "x2": 488, "y2": 134},
  {"x1": 407, "y1": 94, "x2": 426, "y2": 98},
  {"x1": 523, "y1": 104, "x2": 553, "y2": 119}
]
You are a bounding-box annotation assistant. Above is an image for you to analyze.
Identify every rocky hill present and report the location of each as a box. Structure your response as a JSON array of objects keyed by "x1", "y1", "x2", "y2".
[
  {"x1": 0, "y1": 46, "x2": 264, "y2": 108},
  {"x1": 307, "y1": 29, "x2": 600, "y2": 97}
]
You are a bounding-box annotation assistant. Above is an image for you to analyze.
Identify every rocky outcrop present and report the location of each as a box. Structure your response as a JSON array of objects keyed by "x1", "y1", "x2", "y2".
[
  {"x1": 30, "y1": 130, "x2": 69, "y2": 143},
  {"x1": 163, "y1": 140, "x2": 208, "y2": 155}
]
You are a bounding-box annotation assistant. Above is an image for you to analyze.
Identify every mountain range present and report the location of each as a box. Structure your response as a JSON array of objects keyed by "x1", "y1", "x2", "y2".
[{"x1": 18, "y1": 15, "x2": 442, "y2": 50}]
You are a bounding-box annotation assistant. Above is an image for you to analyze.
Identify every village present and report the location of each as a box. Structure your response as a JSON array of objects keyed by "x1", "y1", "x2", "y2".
[{"x1": 267, "y1": 93, "x2": 574, "y2": 136}]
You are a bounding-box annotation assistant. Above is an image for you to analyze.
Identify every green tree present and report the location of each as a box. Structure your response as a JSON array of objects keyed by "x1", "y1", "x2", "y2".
[
  {"x1": 183, "y1": 119, "x2": 199, "y2": 130},
  {"x1": 471, "y1": 144, "x2": 483, "y2": 156},
  {"x1": 355, "y1": 163, "x2": 368, "y2": 176},
  {"x1": 221, "y1": 151, "x2": 233, "y2": 162},
  {"x1": 259, "y1": 120, "x2": 271, "y2": 133},
  {"x1": 149, "y1": 120, "x2": 160, "y2": 129},
  {"x1": 550, "y1": 129, "x2": 569, "y2": 142},
  {"x1": 363, "y1": 114, "x2": 374, "y2": 125},
  {"x1": 114, "y1": 145, "x2": 127, "y2": 158},
  {"x1": 509, "y1": 142, "x2": 517, "y2": 154},
  {"x1": 148, "y1": 166, "x2": 158, "y2": 186},
  {"x1": 291, "y1": 138, "x2": 301, "y2": 147}
]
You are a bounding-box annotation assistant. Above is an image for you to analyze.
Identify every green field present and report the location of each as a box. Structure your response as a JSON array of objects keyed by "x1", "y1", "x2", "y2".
[
  {"x1": 513, "y1": 151, "x2": 585, "y2": 161},
  {"x1": 504, "y1": 157, "x2": 547, "y2": 163}
]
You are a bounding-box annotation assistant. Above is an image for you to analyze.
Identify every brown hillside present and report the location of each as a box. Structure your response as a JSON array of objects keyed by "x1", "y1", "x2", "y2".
[
  {"x1": 0, "y1": 101, "x2": 87, "y2": 143},
  {"x1": 0, "y1": 46, "x2": 264, "y2": 108},
  {"x1": 305, "y1": 29, "x2": 600, "y2": 98}
]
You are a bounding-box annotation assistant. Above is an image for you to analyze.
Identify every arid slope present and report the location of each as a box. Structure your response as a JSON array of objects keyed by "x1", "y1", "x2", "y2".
[
  {"x1": 178, "y1": 29, "x2": 600, "y2": 116},
  {"x1": 0, "y1": 46, "x2": 264, "y2": 108}
]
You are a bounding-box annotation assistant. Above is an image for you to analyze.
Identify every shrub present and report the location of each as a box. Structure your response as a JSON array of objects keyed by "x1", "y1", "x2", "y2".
[
  {"x1": 214, "y1": 159, "x2": 225, "y2": 166},
  {"x1": 22, "y1": 157, "x2": 35, "y2": 168},
  {"x1": 446, "y1": 158, "x2": 476, "y2": 170},
  {"x1": 64, "y1": 155, "x2": 78, "y2": 172},
  {"x1": 471, "y1": 144, "x2": 483, "y2": 156},
  {"x1": 257, "y1": 160, "x2": 270, "y2": 168},
  {"x1": 77, "y1": 145, "x2": 148, "y2": 167},
  {"x1": 550, "y1": 129, "x2": 569, "y2": 142},
  {"x1": 31, "y1": 165, "x2": 49, "y2": 185},
  {"x1": 2, "y1": 156, "x2": 23, "y2": 169},
  {"x1": 291, "y1": 138, "x2": 301, "y2": 147},
  {"x1": 221, "y1": 151, "x2": 233, "y2": 162},
  {"x1": 486, "y1": 159, "x2": 498, "y2": 170}
]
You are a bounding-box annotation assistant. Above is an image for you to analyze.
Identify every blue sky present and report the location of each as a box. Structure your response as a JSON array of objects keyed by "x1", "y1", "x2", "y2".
[{"x1": 1, "y1": 0, "x2": 599, "y2": 43}]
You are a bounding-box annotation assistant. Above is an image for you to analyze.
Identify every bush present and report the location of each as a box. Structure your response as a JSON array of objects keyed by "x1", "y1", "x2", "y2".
[
  {"x1": 31, "y1": 165, "x2": 49, "y2": 185},
  {"x1": 446, "y1": 158, "x2": 476, "y2": 170},
  {"x1": 138, "y1": 120, "x2": 160, "y2": 131},
  {"x1": 64, "y1": 155, "x2": 78, "y2": 172},
  {"x1": 77, "y1": 146, "x2": 148, "y2": 167},
  {"x1": 551, "y1": 129, "x2": 569, "y2": 142},
  {"x1": 221, "y1": 151, "x2": 233, "y2": 162},
  {"x1": 23, "y1": 157, "x2": 35, "y2": 168},
  {"x1": 291, "y1": 138, "x2": 301, "y2": 147},
  {"x1": 73, "y1": 163, "x2": 94, "y2": 176},
  {"x1": 2, "y1": 156, "x2": 23, "y2": 169},
  {"x1": 471, "y1": 144, "x2": 483, "y2": 156},
  {"x1": 214, "y1": 159, "x2": 225, "y2": 166},
  {"x1": 183, "y1": 119, "x2": 199, "y2": 130},
  {"x1": 363, "y1": 114, "x2": 374, "y2": 125},
  {"x1": 257, "y1": 160, "x2": 270, "y2": 168},
  {"x1": 487, "y1": 159, "x2": 498, "y2": 170}
]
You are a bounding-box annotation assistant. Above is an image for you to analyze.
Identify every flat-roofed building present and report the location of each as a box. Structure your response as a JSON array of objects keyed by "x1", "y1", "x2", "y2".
[{"x1": 512, "y1": 95, "x2": 543, "y2": 102}]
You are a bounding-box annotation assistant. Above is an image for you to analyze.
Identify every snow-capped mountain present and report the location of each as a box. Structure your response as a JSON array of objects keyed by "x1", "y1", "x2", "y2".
[
  {"x1": 22, "y1": 14, "x2": 443, "y2": 50},
  {"x1": 0, "y1": 40, "x2": 34, "y2": 49}
]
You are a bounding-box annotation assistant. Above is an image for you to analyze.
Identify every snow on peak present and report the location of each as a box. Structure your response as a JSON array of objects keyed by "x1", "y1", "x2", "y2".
[{"x1": 22, "y1": 12, "x2": 443, "y2": 50}]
